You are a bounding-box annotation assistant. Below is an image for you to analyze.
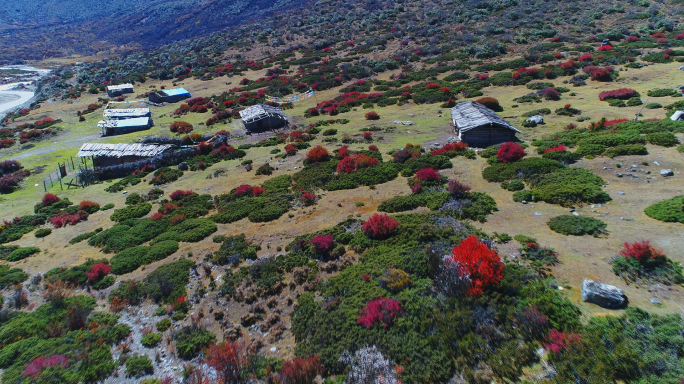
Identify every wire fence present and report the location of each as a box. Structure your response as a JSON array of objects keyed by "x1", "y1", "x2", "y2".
[{"x1": 41, "y1": 156, "x2": 92, "y2": 191}]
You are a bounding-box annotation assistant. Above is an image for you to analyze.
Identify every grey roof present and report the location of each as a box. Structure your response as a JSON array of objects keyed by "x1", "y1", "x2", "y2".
[
  {"x1": 102, "y1": 107, "x2": 150, "y2": 118},
  {"x1": 76, "y1": 143, "x2": 173, "y2": 158},
  {"x1": 450, "y1": 101, "x2": 521, "y2": 133},
  {"x1": 239, "y1": 104, "x2": 288, "y2": 124},
  {"x1": 106, "y1": 84, "x2": 133, "y2": 91}
]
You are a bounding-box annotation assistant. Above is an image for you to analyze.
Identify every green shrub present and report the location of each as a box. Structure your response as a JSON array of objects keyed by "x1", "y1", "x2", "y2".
[
  {"x1": 145, "y1": 259, "x2": 195, "y2": 303},
  {"x1": 125, "y1": 355, "x2": 153, "y2": 377},
  {"x1": 602, "y1": 144, "x2": 648, "y2": 158},
  {"x1": 547, "y1": 215, "x2": 607, "y2": 237},
  {"x1": 626, "y1": 97, "x2": 642, "y2": 107},
  {"x1": 576, "y1": 143, "x2": 606, "y2": 156},
  {"x1": 612, "y1": 253, "x2": 683, "y2": 285},
  {"x1": 171, "y1": 312, "x2": 186, "y2": 321},
  {"x1": 34, "y1": 228, "x2": 52, "y2": 238},
  {"x1": 644, "y1": 103, "x2": 662, "y2": 109},
  {"x1": 256, "y1": 163, "x2": 275, "y2": 175},
  {"x1": 93, "y1": 275, "x2": 115, "y2": 290},
  {"x1": 149, "y1": 167, "x2": 183, "y2": 185},
  {"x1": 110, "y1": 203, "x2": 152, "y2": 222},
  {"x1": 0, "y1": 265, "x2": 29, "y2": 287},
  {"x1": 479, "y1": 145, "x2": 500, "y2": 158},
  {"x1": 110, "y1": 246, "x2": 149, "y2": 275},
  {"x1": 156, "y1": 218, "x2": 217, "y2": 243},
  {"x1": 45, "y1": 258, "x2": 109, "y2": 286},
  {"x1": 646, "y1": 132, "x2": 679, "y2": 147},
  {"x1": 6, "y1": 247, "x2": 40, "y2": 262},
  {"x1": 157, "y1": 318, "x2": 172, "y2": 332},
  {"x1": 146, "y1": 240, "x2": 179, "y2": 262},
  {"x1": 100, "y1": 203, "x2": 115, "y2": 211},
  {"x1": 105, "y1": 175, "x2": 142, "y2": 193},
  {"x1": 679, "y1": 145, "x2": 684, "y2": 153},
  {"x1": 211, "y1": 234, "x2": 261, "y2": 265},
  {"x1": 125, "y1": 193, "x2": 144, "y2": 206},
  {"x1": 173, "y1": 327, "x2": 216, "y2": 359},
  {"x1": 141, "y1": 332, "x2": 162, "y2": 347},
  {"x1": 501, "y1": 179, "x2": 525, "y2": 191},
  {"x1": 482, "y1": 158, "x2": 565, "y2": 182},
  {"x1": 69, "y1": 228, "x2": 103, "y2": 244},
  {"x1": 513, "y1": 190, "x2": 533, "y2": 202},
  {"x1": 644, "y1": 195, "x2": 684, "y2": 223},
  {"x1": 514, "y1": 234, "x2": 537, "y2": 244},
  {"x1": 647, "y1": 88, "x2": 679, "y2": 97}
]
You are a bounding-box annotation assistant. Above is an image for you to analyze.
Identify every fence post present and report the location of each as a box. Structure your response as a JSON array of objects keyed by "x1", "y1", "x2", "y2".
[
  {"x1": 59, "y1": 178, "x2": 63, "y2": 190},
  {"x1": 43, "y1": 181, "x2": 46, "y2": 192},
  {"x1": 49, "y1": 174, "x2": 53, "y2": 188}
]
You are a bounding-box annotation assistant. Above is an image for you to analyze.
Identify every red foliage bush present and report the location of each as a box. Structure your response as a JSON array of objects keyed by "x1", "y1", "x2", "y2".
[
  {"x1": 544, "y1": 329, "x2": 582, "y2": 353},
  {"x1": 42, "y1": 193, "x2": 61, "y2": 207},
  {"x1": 87, "y1": 103, "x2": 99, "y2": 111},
  {"x1": 169, "y1": 214, "x2": 186, "y2": 225},
  {"x1": 497, "y1": 142, "x2": 526, "y2": 163},
  {"x1": 205, "y1": 340, "x2": 250, "y2": 384},
  {"x1": 475, "y1": 97, "x2": 500, "y2": 110},
  {"x1": 337, "y1": 145, "x2": 349, "y2": 159},
  {"x1": 365, "y1": 111, "x2": 380, "y2": 120},
  {"x1": 448, "y1": 179, "x2": 471, "y2": 196},
  {"x1": 0, "y1": 138, "x2": 14, "y2": 149},
  {"x1": 35, "y1": 117, "x2": 55, "y2": 127},
  {"x1": 284, "y1": 143, "x2": 297, "y2": 156},
  {"x1": 252, "y1": 187, "x2": 265, "y2": 197},
  {"x1": 542, "y1": 87, "x2": 560, "y2": 100},
  {"x1": 161, "y1": 203, "x2": 179, "y2": 215},
  {"x1": 410, "y1": 183, "x2": 422, "y2": 193},
  {"x1": 676, "y1": 32, "x2": 684, "y2": 40},
  {"x1": 603, "y1": 118, "x2": 629, "y2": 127},
  {"x1": 0, "y1": 174, "x2": 18, "y2": 193},
  {"x1": 170, "y1": 121, "x2": 194, "y2": 135},
  {"x1": 187, "y1": 97, "x2": 207, "y2": 106},
  {"x1": 416, "y1": 168, "x2": 441, "y2": 181},
  {"x1": 235, "y1": 185, "x2": 253, "y2": 196},
  {"x1": 336, "y1": 156, "x2": 356, "y2": 174},
  {"x1": 211, "y1": 144, "x2": 237, "y2": 159},
  {"x1": 598, "y1": 45, "x2": 612, "y2": 51},
  {"x1": 620, "y1": 240, "x2": 663, "y2": 262},
  {"x1": 357, "y1": 297, "x2": 403, "y2": 328},
  {"x1": 279, "y1": 356, "x2": 324, "y2": 384},
  {"x1": 425, "y1": 82, "x2": 441, "y2": 89},
  {"x1": 655, "y1": 38, "x2": 668, "y2": 44},
  {"x1": 590, "y1": 68, "x2": 613, "y2": 81},
  {"x1": 362, "y1": 214, "x2": 399, "y2": 239},
  {"x1": 306, "y1": 146, "x2": 330, "y2": 163},
  {"x1": 368, "y1": 145, "x2": 379, "y2": 152},
  {"x1": 477, "y1": 73, "x2": 489, "y2": 81},
  {"x1": 49, "y1": 211, "x2": 86, "y2": 228},
  {"x1": 0, "y1": 160, "x2": 21, "y2": 175},
  {"x1": 78, "y1": 201, "x2": 100, "y2": 214},
  {"x1": 447, "y1": 235, "x2": 504, "y2": 296},
  {"x1": 170, "y1": 190, "x2": 193, "y2": 200},
  {"x1": 626, "y1": 36, "x2": 638, "y2": 43},
  {"x1": 22, "y1": 355, "x2": 69, "y2": 379},
  {"x1": 310, "y1": 234, "x2": 334, "y2": 254},
  {"x1": 301, "y1": 191, "x2": 316, "y2": 205},
  {"x1": 598, "y1": 88, "x2": 638, "y2": 101},
  {"x1": 363, "y1": 131, "x2": 373, "y2": 140},
  {"x1": 150, "y1": 212, "x2": 164, "y2": 220},
  {"x1": 578, "y1": 54, "x2": 593, "y2": 62},
  {"x1": 544, "y1": 145, "x2": 566, "y2": 153},
  {"x1": 86, "y1": 263, "x2": 111, "y2": 282},
  {"x1": 196, "y1": 141, "x2": 214, "y2": 156}
]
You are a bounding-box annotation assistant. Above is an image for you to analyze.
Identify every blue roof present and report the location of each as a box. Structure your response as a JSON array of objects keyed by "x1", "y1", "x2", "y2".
[{"x1": 162, "y1": 88, "x2": 190, "y2": 97}]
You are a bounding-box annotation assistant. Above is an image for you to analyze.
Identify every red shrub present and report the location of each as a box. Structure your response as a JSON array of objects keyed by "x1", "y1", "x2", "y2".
[
  {"x1": 603, "y1": 119, "x2": 629, "y2": 127},
  {"x1": 598, "y1": 45, "x2": 612, "y2": 51},
  {"x1": 169, "y1": 214, "x2": 186, "y2": 225},
  {"x1": 0, "y1": 138, "x2": 14, "y2": 148},
  {"x1": 362, "y1": 214, "x2": 399, "y2": 239},
  {"x1": 626, "y1": 36, "x2": 638, "y2": 43},
  {"x1": 440, "y1": 86, "x2": 451, "y2": 93},
  {"x1": 170, "y1": 190, "x2": 193, "y2": 200},
  {"x1": 49, "y1": 212, "x2": 86, "y2": 228},
  {"x1": 301, "y1": 191, "x2": 316, "y2": 205},
  {"x1": 368, "y1": 145, "x2": 379, "y2": 152},
  {"x1": 336, "y1": 156, "x2": 356, "y2": 174},
  {"x1": 544, "y1": 329, "x2": 582, "y2": 353},
  {"x1": 0, "y1": 160, "x2": 21, "y2": 174},
  {"x1": 448, "y1": 179, "x2": 471, "y2": 197},
  {"x1": 357, "y1": 297, "x2": 403, "y2": 328},
  {"x1": 337, "y1": 145, "x2": 349, "y2": 159},
  {"x1": 656, "y1": 38, "x2": 668, "y2": 44},
  {"x1": 578, "y1": 54, "x2": 593, "y2": 62},
  {"x1": 675, "y1": 33, "x2": 684, "y2": 40},
  {"x1": 252, "y1": 187, "x2": 265, "y2": 197},
  {"x1": 22, "y1": 355, "x2": 69, "y2": 379},
  {"x1": 235, "y1": 185, "x2": 253, "y2": 196},
  {"x1": 410, "y1": 183, "x2": 422, "y2": 193},
  {"x1": 0, "y1": 174, "x2": 18, "y2": 193},
  {"x1": 170, "y1": 121, "x2": 194, "y2": 135},
  {"x1": 211, "y1": 144, "x2": 237, "y2": 159},
  {"x1": 365, "y1": 111, "x2": 380, "y2": 120},
  {"x1": 598, "y1": 88, "x2": 638, "y2": 101},
  {"x1": 477, "y1": 73, "x2": 489, "y2": 81},
  {"x1": 240, "y1": 78, "x2": 250, "y2": 85},
  {"x1": 279, "y1": 356, "x2": 324, "y2": 384},
  {"x1": 187, "y1": 97, "x2": 207, "y2": 106},
  {"x1": 353, "y1": 153, "x2": 378, "y2": 169},
  {"x1": 544, "y1": 145, "x2": 566, "y2": 153},
  {"x1": 78, "y1": 201, "x2": 100, "y2": 214},
  {"x1": 425, "y1": 82, "x2": 441, "y2": 89},
  {"x1": 196, "y1": 141, "x2": 214, "y2": 155},
  {"x1": 620, "y1": 240, "x2": 663, "y2": 262},
  {"x1": 161, "y1": 203, "x2": 179, "y2": 215},
  {"x1": 310, "y1": 234, "x2": 334, "y2": 254},
  {"x1": 285, "y1": 143, "x2": 298, "y2": 156},
  {"x1": 86, "y1": 263, "x2": 111, "y2": 282},
  {"x1": 416, "y1": 168, "x2": 441, "y2": 181},
  {"x1": 590, "y1": 68, "x2": 613, "y2": 81},
  {"x1": 447, "y1": 235, "x2": 504, "y2": 296},
  {"x1": 542, "y1": 87, "x2": 560, "y2": 100},
  {"x1": 475, "y1": 97, "x2": 500, "y2": 110},
  {"x1": 205, "y1": 340, "x2": 250, "y2": 384},
  {"x1": 363, "y1": 131, "x2": 373, "y2": 140},
  {"x1": 497, "y1": 142, "x2": 526, "y2": 163},
  {"x1": 42, "y1": 193, "x2": 61, "y2": 207},
  {"x1": 306, "y1": 146, "x2": 330, "y2": 163},
  {"x1": 150, "y1": 212, "x2": 164, "y2": 220},
  {"x1": 87, "y1": 103, "x2": 99, "y2": 111}
]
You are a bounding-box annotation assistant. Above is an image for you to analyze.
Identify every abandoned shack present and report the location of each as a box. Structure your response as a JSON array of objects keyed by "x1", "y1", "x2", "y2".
[
  {"x1": 148, "y1": 88, "x2": 191, "y2": 104},
  {"x1": 106, "y1": 84, "x2": 134, "y2": 98},
  {"x1": 239, "y1": 104, "x2": 289, "y2": 133},
  {"x1": 97, "y1": 117, "x2": 152, "y2": 136},
  {"x1": 450, "y1": 101, "x2": 521, "y2": 147},
  {"x1": 103, "y1": 107, "x2": 151, "y2": 120},
  {"x1": 76, "y1": 143, "x2": 174, "y2": 167}
]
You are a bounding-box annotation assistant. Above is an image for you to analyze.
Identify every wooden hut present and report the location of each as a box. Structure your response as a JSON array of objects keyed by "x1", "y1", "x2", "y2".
[
  {"x1": 97, "y1": 117, "x2": 152, "y2": 136},
  {"x1": 148, "y1": 88, "x2": 191, "y2": 103},
  {"x1": 239, "y1": 104, "x2": 289, "y2": 133},
  {"x1": 102, "y1": 107, "x2": 151, "y2": 120},
  {"x1": 450, "y1": 101, "x2": 521, "y2": 147},
  {"x1": 106, "y1": 84, "x2": 134, "y2": 98},
  {"x1": 76, "y1": 143, "x2": 174, "y2": 167}
]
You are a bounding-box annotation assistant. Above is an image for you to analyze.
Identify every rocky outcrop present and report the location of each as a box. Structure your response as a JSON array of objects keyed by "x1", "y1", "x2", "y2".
[{"x1": 581, "y1": 279, "x2": 628, "y2": 309}]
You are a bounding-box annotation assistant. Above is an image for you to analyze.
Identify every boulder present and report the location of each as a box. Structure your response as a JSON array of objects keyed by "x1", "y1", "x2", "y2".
[
  {"x1": 660, "y1": 169, "x2": 674, "y2": 177},
  {"x1": 526, "y1": 115, "x2": 544, "y2": 124},
  {"x1": 178, "y1": 162, "x2": 189, "y2": 171},
  {"x1": 679, "y1": 66, "x2": 684, "y2": 71},
  {"x1": 581, "y1": 279, "x2": 627, "y2": 309}
]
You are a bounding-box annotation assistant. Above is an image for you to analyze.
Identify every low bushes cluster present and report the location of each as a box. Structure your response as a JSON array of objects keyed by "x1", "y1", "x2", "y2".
[
  {"x1": 109, "y1": 259, "x2": 194, "y2": 305},
  {"x1": 110, "y1": 203, "x2": 152, "y2": 222},
  {"x1": 644, "y1": 195, "x2": 684, "y2": 223},
  {"x1": 110, "y1": 240, "x2": 179, "y2": 274},
  {"x1": 149, "y1": 167, "x2": 183, "y2": 185},
  {"x1": 45, "y1": 258, "x2": 114, "y2": 289},
  {"x1": 612, "y1": 241, "x2": 683, "y2": 285},
  {"x1": 547, "y1": 215, "x2": 607, "y2": 237},
  {"x1": 210, "y1": 234, "x2": 261, "y2": 266},
  {"x1": 0, "y1": 264, "x2": 29, "y2": 287},
  {"x1": 6, "y1": 247, "x2": 40, "y2": 262}
]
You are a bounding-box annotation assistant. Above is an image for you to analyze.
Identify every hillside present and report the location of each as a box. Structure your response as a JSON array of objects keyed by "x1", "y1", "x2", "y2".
[{"x1": 0, "y1": 1, "x2": 683, "y2": 383}]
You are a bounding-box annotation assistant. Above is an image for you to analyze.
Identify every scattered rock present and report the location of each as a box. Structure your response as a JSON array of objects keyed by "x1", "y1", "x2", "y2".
[
  {"x1": 618, "y1": 191, "x2": 625, "y2": 195},
  {"x1": 572, "y1": 212, "x2": 579, "y2": 216},
  {"x1": 650, "y1": 299, "x2": 662, "y2": 305},
  {"x1": 581, "y1": 279, "x2": 628, "y2": 309},
  {"x1": 660, "y1": 169, "x2": 674, "y2": 177},
  {"x1": 653, "y1": 161, "x2": 660, "y2": 166},
  {"x1": 534, "y1": 212, "x2": 542, "y2": 216},
  {"x1": 178, "y1": 162, "x2": 189, "y2": 171}
]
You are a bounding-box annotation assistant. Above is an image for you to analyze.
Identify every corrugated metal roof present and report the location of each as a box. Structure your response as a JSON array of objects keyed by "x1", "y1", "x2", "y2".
[
  {"x1": 103, "y1": 108, "x2": 150, "y2": 118},
  {"x1": 76, "y1": 143, "x2": 173, "y2": 158},
  {"x1": 450, "y1": 101, "x2": 521, "y2": 133},
  {"x1": 106, "y1": 84, "x2": 134, "y2": 91},
  {"x1": 239, "y1": 104, "x2": 288, "y2": 123},
  {"x1": 97, "y1": 117, "x2": 150, "y2": 129},
  {"x1": 161, "y1": 88, "x2": 190, "y2": 97}
]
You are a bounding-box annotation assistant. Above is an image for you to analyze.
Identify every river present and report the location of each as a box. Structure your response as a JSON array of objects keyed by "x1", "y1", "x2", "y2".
[{"x1": 0, "y1": 65, "x2": 52, "y2": 116}]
